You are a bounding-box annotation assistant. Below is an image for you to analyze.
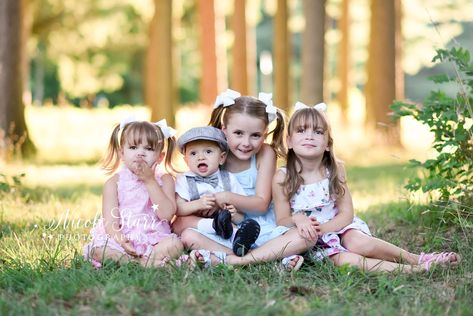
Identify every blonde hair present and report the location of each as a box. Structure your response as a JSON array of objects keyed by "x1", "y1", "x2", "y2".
[
  {"x1": 208, "y1": 96, "x2": 286, "y2": 158},
  {"x1": 283, "y1": 108, "x2": 345, "y2": 199},
  {"x1": 102, "y1": 121, "x2": 176, "y2": 174}
]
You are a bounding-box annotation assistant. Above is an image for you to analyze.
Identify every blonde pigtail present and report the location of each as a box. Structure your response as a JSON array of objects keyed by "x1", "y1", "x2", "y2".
[{"x1": 102, "y1": 124, "x2": 122, "y2": 175}]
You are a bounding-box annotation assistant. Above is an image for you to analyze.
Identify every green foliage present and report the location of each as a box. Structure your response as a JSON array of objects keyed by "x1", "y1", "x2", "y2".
[
  {"x1": 0, "y1": 173, "x2": 25, "y2": 196},
  {"x1": 391, "y1": 47, "x2": 473, "y2": 210}
]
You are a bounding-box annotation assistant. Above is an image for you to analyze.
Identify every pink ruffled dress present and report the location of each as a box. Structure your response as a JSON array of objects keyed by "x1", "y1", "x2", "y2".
[{"x1": 83, "y1": 166, "x2": 174, "y2": 266}]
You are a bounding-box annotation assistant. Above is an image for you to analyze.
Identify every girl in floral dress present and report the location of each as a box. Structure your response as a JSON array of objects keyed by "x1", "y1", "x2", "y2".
[{"x1": 272, "y1": 102, "x2": 460, "y2": 272}]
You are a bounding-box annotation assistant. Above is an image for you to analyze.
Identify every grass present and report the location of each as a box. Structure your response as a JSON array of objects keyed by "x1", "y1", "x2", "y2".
[{"x1": 1, "y1": 163, "x2": 471, "y2": 316}]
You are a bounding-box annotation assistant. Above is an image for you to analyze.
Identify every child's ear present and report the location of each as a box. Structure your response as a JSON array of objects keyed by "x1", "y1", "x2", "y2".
[
  {"x1": 219, "y1": 151, "x2": 227, "y2": 165},
  {"x1": 221, "y1": 125, "x2": 227, "y2": 136}
]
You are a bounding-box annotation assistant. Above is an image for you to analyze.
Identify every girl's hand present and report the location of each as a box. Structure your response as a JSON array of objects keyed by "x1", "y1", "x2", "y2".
[
  {"x1": 293, "y1": 213, "x2": 318, "y2": 241},
  {"x1": 214, "y1": 191, "x2": 229, "y2": 208},
  {"x1": 310, "y1": 217, "x2": 322, "y2": 236},
  {"x1": 121, "y1": 239, "x2": 140, "y2": 257},
  {"x1": 133, "y1": 159, "x2": 155, "y2": 183}
]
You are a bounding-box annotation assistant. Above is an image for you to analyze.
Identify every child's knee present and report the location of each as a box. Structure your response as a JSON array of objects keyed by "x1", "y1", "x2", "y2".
[{"x1": 180, "y1": 228, "x2": 198, "y2": 248}]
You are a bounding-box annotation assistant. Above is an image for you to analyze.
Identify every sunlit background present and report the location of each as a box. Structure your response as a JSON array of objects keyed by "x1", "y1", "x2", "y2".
[{"x1": 2, "y1": 0, "x2": 472, "y2": 171}]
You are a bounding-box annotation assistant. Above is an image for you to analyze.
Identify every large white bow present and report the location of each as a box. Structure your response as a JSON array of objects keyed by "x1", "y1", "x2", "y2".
[
  {"x1": 155, "y1": 119, "x2": 177, "y2": 139},
  {"x1": 119, "y1": 116, "x2": 176, "y2": 139},
  {"x1": 119, "y1": 115, "x2": 138, "y2": 130},
  {"x1": 258, "y1": 92, "x2": 277, "y2": 123},
  {"x1": 213, "y1": 89, "x2": 241, "y2": 108},
  {"x1": 294, "y1": 101, "x2": 327, "y2": 113}
]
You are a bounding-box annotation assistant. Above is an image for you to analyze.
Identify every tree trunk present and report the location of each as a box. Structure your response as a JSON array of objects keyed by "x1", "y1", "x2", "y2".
[
  {"x1": 145, "y1": 0, "x2": 175, "y2": 125},
  {"x1": 198, "y1": 0, "x2": 218, "y2": 105},
  {"x1": 338, "y1": 0, "x2": 350, "y2": 122},
  {"x1": 0, "y1": 0, "x2": 35, "y2": 158},
  {"x1": 366, "y1": 0, "x2": 400, "y2": 145},
  {"x1": 301, "y1": 0, "x2": 326, "y2": 105},
  {"x1": 274, "y1": 0, "x2": 290, "y2": 112},
  {"x1": 232, "y1": 0, "x2": 248, "y2": 95}
]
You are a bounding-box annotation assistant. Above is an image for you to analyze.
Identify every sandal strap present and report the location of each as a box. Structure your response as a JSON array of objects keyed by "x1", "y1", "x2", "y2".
[{"x1": 212, "y1": 251, "x2": 227, "y2": 265}]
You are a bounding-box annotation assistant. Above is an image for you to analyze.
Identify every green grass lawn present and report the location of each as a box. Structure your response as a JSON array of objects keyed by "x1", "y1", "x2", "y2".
[{"x1": 0, "y1": 163, "x2": 471, "y2": 316}]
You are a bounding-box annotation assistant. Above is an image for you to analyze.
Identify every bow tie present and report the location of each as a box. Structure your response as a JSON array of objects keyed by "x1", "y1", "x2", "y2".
[{"x1": 188, "y1": 174, "x2": 219, "y2": 188}]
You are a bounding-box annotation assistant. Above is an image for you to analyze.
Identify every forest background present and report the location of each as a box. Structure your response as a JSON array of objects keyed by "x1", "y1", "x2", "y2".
[{"x1": 1, "y1": 0, "x2": 472, "y2": 163}]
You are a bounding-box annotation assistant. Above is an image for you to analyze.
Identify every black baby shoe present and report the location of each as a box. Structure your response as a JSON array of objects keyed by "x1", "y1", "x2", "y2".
[
  {"x1": 212, "y1": 209, "x2": 233, "y2": 239},
  {"x1": 232, "y1": 219, "x2": 260, "y2": 257}
]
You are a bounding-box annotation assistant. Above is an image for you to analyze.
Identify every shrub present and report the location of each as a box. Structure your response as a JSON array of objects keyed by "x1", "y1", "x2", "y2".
[{"x1": 391, "y1": 47, "x2": 473, "y2": 215}]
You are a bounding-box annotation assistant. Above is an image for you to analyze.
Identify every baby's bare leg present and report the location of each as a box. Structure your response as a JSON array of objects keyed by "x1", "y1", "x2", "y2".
[{"x1": 172, "y1": 215, "x2": 203, "y2": 235}]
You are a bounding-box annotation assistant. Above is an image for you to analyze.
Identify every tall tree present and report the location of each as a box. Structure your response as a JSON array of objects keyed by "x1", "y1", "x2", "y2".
[
  {"x1": 366, "y1": 0, "x2": 401, "y2": 145},
  {"x1": 301, "y1": 0, "x2": 326, "y2": 105},
  {"x1": 0, "y1": 0, "x2": 35, "y2": 157},
  {"x1": 198, "y1": 0, "x2": 218, "y2": 105},
  {"x1": 274, "y1": 0, "x2": 290, "y2": 112},
  {"x1": 338, "y1": 0, "x2": 350, "y2": 122},
  {"x1": 145, "y1": 0, "x2": 175, "y2": 124},
  {"x1": 232, "y1": 0, "x2": 248, "y2": 94}
]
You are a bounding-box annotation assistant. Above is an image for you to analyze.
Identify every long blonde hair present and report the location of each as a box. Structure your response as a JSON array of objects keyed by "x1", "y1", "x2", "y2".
[
  {"x1": 102, "y1": 121, "x2": 176, "y2": 174},
  {"x1": 208, "y1": 96, "x2": 287, "y2": 158},
  {"x1": 283, "y1": 108, "x2": 345, "y2": 199}
]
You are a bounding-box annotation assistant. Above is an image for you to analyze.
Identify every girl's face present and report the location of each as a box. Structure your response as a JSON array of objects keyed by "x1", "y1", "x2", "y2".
[
  {"x1": 121, "y1": 136, "x2": 162, "y2": 171},
  {"x1": 287, "y1": 122, "x2": 329, "y2": 159},
  {"x1": 222, "y1": 113, "x2": 267, "y2": 161}
]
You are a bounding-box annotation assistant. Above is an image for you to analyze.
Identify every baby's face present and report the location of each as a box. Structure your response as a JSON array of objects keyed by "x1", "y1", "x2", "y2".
[{"x1": 184, "y1": 140, "x2": 226, "y2": 177}]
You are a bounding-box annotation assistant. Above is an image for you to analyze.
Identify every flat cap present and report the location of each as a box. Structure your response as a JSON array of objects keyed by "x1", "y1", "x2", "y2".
[{"x1": 177, "y1": 126, "x2": 228, "y2": 153}]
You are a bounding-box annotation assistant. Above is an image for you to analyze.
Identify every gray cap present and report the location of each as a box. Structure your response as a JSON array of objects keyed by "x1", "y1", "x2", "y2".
[{"x1": 177, "y1": 126, "x2": 228, "y2": 153}]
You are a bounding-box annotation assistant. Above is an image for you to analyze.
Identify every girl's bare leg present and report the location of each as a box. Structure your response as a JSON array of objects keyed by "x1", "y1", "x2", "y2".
[
  {"x1": 172, "y1": 215, "x2": 203, "y2": 235},
  {"x1": 330, "y1": 252, "x2": 424, "y2": 273},
  {"x1": 341, "y1": 230, "x2": 419, "y2": 264},
  {"x1": 90, "y1": 247, "x2": 138, "y2": 265},
  {"x1": 226, "y1": 228, "x2": 316, "y2": 266},
  {"x1": 145, "y1": 235, "x2": 184, "y2": 267}
]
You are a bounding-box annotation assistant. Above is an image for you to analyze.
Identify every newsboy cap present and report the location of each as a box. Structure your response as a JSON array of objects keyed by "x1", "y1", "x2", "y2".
[{"x1": 177, "y1": 126, "x2": 228, "y2": 153}]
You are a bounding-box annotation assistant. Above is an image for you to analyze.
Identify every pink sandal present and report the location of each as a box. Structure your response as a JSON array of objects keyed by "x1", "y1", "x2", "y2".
[{"x1": 418, "y1": 252, "x2": 460, "y2": 270}]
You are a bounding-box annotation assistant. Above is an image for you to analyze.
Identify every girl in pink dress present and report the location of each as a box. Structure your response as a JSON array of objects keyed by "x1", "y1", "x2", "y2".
[
  {"x1": 272, "y1": 103, "x2": 460, "y2": 272},
  {"x1": 84, "y1": 118, "x2": 185, "y2": 268}
]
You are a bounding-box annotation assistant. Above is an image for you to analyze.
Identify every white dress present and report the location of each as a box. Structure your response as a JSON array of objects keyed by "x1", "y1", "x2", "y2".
[{"x1": 288, "y1": 172, "x2": 371, "y2": 260}]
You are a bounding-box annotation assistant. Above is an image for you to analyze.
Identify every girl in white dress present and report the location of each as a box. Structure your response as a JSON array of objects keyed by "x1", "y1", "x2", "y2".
[{"x1": 272, "y1": 102, "x2": 460, "y2": 272}]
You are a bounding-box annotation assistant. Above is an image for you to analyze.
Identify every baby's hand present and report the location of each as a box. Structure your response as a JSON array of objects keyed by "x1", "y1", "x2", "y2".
[{"x1": 200, "y1": 194, "x2": 216, "y2": 210}]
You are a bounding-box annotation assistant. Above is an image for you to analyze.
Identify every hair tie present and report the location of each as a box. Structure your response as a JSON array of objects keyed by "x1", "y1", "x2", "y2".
[
  {"x1": 294, "y1": 101, "x2": 327, "y2": 113},
  {"x1": 258, "y1": 92, "x2": 278, "y2": 123},
  {"x1": 213, "y1": 89, "x2": 241, "y2": 108},
  {"x1": 155, "y1": 119, "x2": 177, "y2": 139}
]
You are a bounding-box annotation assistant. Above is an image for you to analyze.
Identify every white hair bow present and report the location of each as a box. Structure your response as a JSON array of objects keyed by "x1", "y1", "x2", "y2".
[
  {"x1": 119, "y1": 115, "x2": 138, "y2": 130},
  {"x1": 155, "y1": 119, "x2": 177, "y2": 139},
  {"x1": 213, "y1": 89, "x2": 241, "y2": 108},
  {"x1": 258, "y1": 92, "x2": 278, "y2": 123},
  {"x1": 294, "y1": 101, "x2": 327, "y2": 113}
]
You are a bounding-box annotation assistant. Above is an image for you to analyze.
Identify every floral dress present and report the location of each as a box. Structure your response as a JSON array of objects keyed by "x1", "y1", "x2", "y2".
[
  {"x1": 288, "y1": 172, "x2": 371, "y2": 260},
  {"x1": 83, "y1": 166, "x2": 175, "y2": 266}
]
